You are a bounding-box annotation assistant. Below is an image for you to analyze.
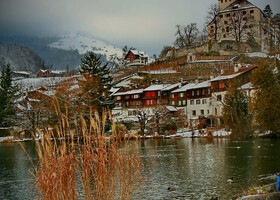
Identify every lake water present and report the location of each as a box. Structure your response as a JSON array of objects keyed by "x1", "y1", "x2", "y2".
[{"x1": 0, "y1": 138, "x2": 279, "y2": 200}]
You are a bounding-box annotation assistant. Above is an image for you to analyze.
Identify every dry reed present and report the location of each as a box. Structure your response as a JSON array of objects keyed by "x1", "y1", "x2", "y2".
[{"x1": 32, "y1": 99, "x2": 142, "y2": 200}]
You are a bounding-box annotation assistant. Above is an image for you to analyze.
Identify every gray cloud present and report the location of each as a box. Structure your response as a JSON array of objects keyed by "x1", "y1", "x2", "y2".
[{"x1": 0, "y1": 0, "x2": 279, "y2": 55}]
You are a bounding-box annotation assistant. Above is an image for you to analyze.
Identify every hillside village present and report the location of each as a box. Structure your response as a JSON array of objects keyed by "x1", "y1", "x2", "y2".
[{"x1": 1, "y1": 0, "x2": 280, "y2": 138}]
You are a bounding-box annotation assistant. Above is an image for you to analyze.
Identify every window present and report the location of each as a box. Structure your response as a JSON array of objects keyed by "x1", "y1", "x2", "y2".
[
  {"x1": 133, "y1": 94, "x2": 139, "y2": 99},
  {"x1": 207, "y1": 110, "x2": 210, "y2": 114},
  {"x1": 192, "y1": 91, "x2": 195, "y2": 96},
  {"x1": 190, "y1": 100, "x2": 194, "y2": 105},
  {"x1": 224, "y1": 21, "x2": 228, "y2": 25},
  {"x1": 116, "y1": 96, "x2": 121, "y2": 100},
  {"x1": 196, "y1": 100, "x2": 201, "y2": 104},
  {"x1": 158, "y1": 91, "x2": 161, "y2": 96},
  {"x1": 170, "y1": 94, "x2": 174, "y2": 98},
  {"x1": 146, "y1": 100, "x2": 155, "y2": 105},
  {"x1": 219, "y1": 83, "x2": 225, "y2": 88},
  {"x1": 223, "y1": 34, "x2": 226, "y2": 38},
  {"x1": 226, "y1": 27, "x2": 229, "y2": 32},
  {"x1": 177, "y1": 101, "x2": 181, "y2": 106},
  {"x1": 202, "y1": 99, "x2": 207, "y2": 104},
  {"x1": 192, "y1": 110, "x2": 196, "y2": 117},
  {"x1": 208, "y1": 89, "x2": 211, "y2": 94},
  {"x1": 146, "y1": 92, "x2": 151, "y2": 97},
  {"x1": 226, "y1": 14, "x2": 230, "y2": 17},
  {"x1": 151, "y1": 91, "x2": 156, "y2": 97},
  {"x1": 183, "y1": 100, "x2": 186, "y2": 105},
  {"x1": 197, "y1": 90, "x2": 200, "y2": 95},
  {"x1": 243, "y1": 17, "x2": 247, "y2": 21},
  {"x1": 250, "y1": 10, "x2": 254, "y2": 14},
  {"x1": 202, "y1": 89, "x2": 205, "y2": 95},
  {"x1": 201, "y1": 110, "x2": 204, "y2": 115},
  {"x1": 211, "y1": 25, "x2": 214, "y2": 29},
  {"x1": 179, "y1": 92, "x2": 184, "y2": 97},
  {"x1": 170, "y1": 101, "x2": 175, "y2": 106},
  {"x1": 125, "y1": 95, "x2": 130, "y2": 99},
  {"x1": 249, "y1": 24, "x2": 253, "y2": 28},
  {"x1": 222, "y1": 28, "x2": 225, "y2": 32},
  {"x1": 219, "y1": 14, "x2": 223, "y2": 18},
  {"x1": 136, "y1": 101, "x2": 141, "y2": 105},
  {"x1": 243, "y1": 11, "x2": 247, "y2": 15}
]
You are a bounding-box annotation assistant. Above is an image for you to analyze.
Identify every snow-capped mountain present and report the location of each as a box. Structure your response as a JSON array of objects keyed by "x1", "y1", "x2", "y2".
[{"x1": 48, "y1": 32, "x2": 123, "y2": 61}]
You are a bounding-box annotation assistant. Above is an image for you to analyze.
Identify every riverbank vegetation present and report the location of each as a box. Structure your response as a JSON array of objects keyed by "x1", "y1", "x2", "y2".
[{"x1": 29, "y1": 107, "x2": 142, "y2": 199}]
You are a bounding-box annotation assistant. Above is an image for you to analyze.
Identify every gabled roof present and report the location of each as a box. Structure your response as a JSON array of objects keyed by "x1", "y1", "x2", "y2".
[
  {"x1": 124, "y1": 50, "x2": 149, "y2": 59},
  {"x1": 114, "y1": 89, "x2": 144, "y2": 96},
  {"x1": 162, "y1": 83, "x2": 182, "y2": 91},
  {"x1": 143, "y1": 84, "x2": 171, "y2": 92},
  {"x1": 220, "y1": 0, "x2": 258, "y2": 13},
  {"x1": 172, "y1": 83, "x2": 196, "y2": 93},
  {"x1": 211, "y1": 66, "x2": 256, "y2": 82},
  {"x1": 191, "y1": 80, "x2": 211, "y2": 89}
]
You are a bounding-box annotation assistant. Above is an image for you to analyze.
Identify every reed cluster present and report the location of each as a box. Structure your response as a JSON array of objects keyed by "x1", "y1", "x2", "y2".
[{"x1": 32, "y1": 104, "x2": 142, "y2": 200}]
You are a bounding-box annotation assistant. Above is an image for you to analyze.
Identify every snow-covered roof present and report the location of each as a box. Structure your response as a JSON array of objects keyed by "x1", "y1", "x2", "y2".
[
  {"x1": 162, "y1": 83, "x2": 182, "y2": 91},
  {"x1": 139, "y1": 70, "x2": 178, "y2": 74},
  {"x1": 143, "y1": 84, "x2": 171, "y2": 92},
  {"x1": 220, "y1": 0, "x2": 256, "y2": 13},
  {"x1": 51, "y1": 70, "x2": 66, "y2": 74},
  {"x1": 13, "y1": 71, "x2": 30, "y2": 75},
  {"x1": 172, "y1": 83, "x2": 196, "y2": 93},
  {"x1": 191, "y1": 80, "x2": 211, "y2": 89},
  {"x1": 114, "y1": 89, "x2": 143, "y2": 96},
  {"x1": 241, "y1": 82, "x2": 253, "y2": 90},
  {"x1": 211, "y1": 73, "x2": 241, "y2": 82},
  {"x1": 109, "y1": 87, "x2": 120, "y2": 95},
  {"x1": 166, "y1": 106, "x2": 177, "y2": 112},
  {"x1": 130, "y1": 50, "x2": 149, "y2": 58},
  {"x1": 38, "y1": 69, "x2": 50, "y2": 73}
]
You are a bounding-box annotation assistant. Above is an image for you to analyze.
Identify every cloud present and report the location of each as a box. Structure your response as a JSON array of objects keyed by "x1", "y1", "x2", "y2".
[{"x1": 0, "y1": 0, "x2": 279, "y2": 54}]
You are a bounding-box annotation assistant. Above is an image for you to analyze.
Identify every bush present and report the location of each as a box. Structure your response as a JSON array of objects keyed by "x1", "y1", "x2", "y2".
[{"x1": 161, "y1": 120, "x2": 178, "y2": 135}]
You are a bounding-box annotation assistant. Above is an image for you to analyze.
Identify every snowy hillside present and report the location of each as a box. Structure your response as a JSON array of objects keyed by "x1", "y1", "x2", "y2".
[{"x1": 48, "y1": 33, "x2": 123, "y2": 61}]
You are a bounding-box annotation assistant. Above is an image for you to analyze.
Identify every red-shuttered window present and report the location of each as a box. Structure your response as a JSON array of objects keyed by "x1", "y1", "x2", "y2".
[
  {"x1": 219, "y1": 83, "x2": 225, "y2": 88},
  {"x1": 146, "y1": 92, "x2": 151, "y2": 97},
  {"x1": 145, "y1": 100, "x2": 155, "y2": 105},
  {"x1": 151, "y1": 91, "x2": 156, "y2": 96}
]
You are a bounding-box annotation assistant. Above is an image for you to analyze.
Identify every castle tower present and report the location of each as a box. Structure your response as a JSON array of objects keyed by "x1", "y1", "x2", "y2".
[{"x1": 219, "y1": 0, "x2": 237, "y2": 11}]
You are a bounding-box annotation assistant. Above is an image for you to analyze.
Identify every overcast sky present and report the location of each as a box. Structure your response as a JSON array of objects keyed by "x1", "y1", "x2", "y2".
[{"x1": 0, "y1": 0, "x2": 279, "y2": 55}]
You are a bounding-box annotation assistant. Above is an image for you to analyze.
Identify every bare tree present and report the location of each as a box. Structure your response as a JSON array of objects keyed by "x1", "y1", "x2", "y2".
[
  {"x1": 136, "y1": 110, "x2": 148, "y2": 136},
  {"x1": 205, "y1": 3, "x2": 220, "y2": 40},
  {"x1": 174, "y1": 23, "x2": 199, "y2": 48},
  {"x1": 227, "y1": 11, "x2": 252, "y2": 42}
]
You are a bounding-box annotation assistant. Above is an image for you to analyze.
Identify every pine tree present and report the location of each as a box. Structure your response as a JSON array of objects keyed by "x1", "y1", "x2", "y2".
[
  {"x1": 0, "y1": 63, "x2": 19, "y2": 127},
  {"x1": 222, "y1": 81, "x2": 252, "y2": 138},
  {"x1": 79, "y1": 52, "x2": 114, "y2": 113},
  {"x1": 250, "y1": 59, "x2": 280, "y2": 135}
]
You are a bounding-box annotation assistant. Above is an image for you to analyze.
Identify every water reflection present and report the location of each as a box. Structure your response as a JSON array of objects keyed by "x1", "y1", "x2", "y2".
[{"x1": 0, "y1": 139, "x2": 279, "y2": 200}]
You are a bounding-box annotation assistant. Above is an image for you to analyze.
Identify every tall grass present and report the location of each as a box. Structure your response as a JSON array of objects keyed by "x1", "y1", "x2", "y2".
[{"x1": 32, "y1": 101, "x2": 142, "y2": 200}]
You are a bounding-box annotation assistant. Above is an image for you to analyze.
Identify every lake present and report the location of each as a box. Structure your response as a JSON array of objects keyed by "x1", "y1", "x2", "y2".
[{"x1": 0, "y1": 138, "x2": 279, "y2": 199}]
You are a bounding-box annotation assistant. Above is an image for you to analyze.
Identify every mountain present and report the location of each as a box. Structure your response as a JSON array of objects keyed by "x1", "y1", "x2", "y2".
[
  {"x1": 0, "y1": 33, "x2": 124, "y2": 70},
  {"x1": 48, "y1": 32, "x2": 123, "y2": 61},
  {"x1": 0, "y1": 43, "x2": 45, "y2": 73}
]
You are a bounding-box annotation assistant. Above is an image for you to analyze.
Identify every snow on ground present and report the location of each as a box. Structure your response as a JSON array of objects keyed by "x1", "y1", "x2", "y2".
[
  {"x1": 48, "y1": 32, "x2": 123, "y2": 60},
  {"x1": 170, "y1": 129, "x2": 231, "y2": 138},
  {"x1": 0, "y1": 136, "x2": 13, "y2": 142},
  {"x1": 15, "y1": 77, "x2": 68, "y2": 91}
]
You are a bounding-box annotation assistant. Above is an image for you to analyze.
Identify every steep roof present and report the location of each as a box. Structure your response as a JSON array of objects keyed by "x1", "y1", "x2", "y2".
[
  {"x1": 172, "y1": 83, "x2": 196, "y2": 93},
  {"x1": 211, "y1": 66, "x2": 257, "y2": 82},
  {"x1": 143, "y1": 84, "x2": 171, "y2": 92},
  {"x1": 114, "y1": 89, "x2": 144, "y2": 96},
  {"x1": 220, "y1": 0, "x2": 257, "y2": 13}
]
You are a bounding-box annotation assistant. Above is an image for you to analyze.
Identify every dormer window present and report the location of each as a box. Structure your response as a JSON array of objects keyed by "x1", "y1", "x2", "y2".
[{"x1": 233, "y1": 4, "x2": 240, "y2": 9}]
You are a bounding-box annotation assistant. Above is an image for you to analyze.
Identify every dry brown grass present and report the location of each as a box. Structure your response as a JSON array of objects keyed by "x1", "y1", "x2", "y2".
[{"x1": 31, "y1": 103, "x2": 142, "y2": 200}]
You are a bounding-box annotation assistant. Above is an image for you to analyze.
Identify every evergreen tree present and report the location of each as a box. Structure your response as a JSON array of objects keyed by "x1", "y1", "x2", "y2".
[
  {"x1": 79, "y1": 52, "x2": 114, "y2": 113},
  {"x1": 263, "y1": 5, "x2": 273, "y2": 18},
  {"x1": 250, "y1": 59, "x2": 280, "y2": 135},
  {"x1": 0, "y1": 63, "x2": 19, "y2": 127},
  {"x1": 222, "y1": 81, "x2": 252, "y2": 138}
]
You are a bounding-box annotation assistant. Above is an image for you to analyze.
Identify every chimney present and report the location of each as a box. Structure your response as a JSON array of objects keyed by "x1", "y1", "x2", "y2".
[
  {"x1": 234, "y1": 64, "x2": 239, "y2": 73},
  {"x1": 210, "y1": 75, "x2": 214, "y2": 80},
  {"x1": 195, "y1": 79, "x2": 199, "y2": 84}
]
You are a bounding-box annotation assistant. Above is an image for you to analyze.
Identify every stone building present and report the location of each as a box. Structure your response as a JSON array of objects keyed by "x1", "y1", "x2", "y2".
[{"x1": 207, "y1": 0, "x2": 266, "y2": 50}]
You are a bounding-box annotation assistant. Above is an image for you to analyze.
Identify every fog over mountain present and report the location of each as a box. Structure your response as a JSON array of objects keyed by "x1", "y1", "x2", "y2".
[{"x1": 1, "y1": 0, "x2": 279, "y2": 56}]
